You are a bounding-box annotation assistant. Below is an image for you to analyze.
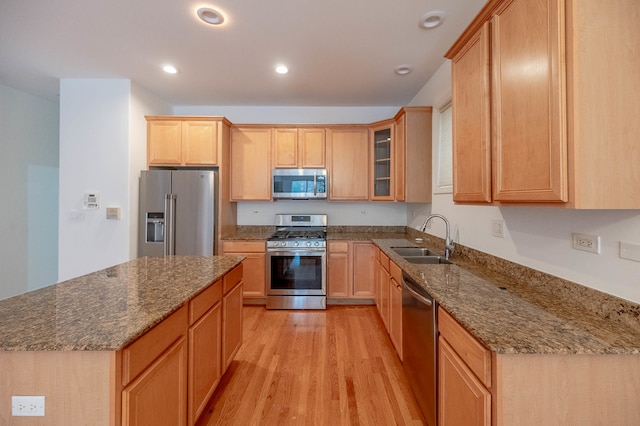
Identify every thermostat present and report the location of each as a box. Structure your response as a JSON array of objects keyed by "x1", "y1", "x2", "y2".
[{"x1": 83, "y1": 192, "x2": 100, "y2": 209}]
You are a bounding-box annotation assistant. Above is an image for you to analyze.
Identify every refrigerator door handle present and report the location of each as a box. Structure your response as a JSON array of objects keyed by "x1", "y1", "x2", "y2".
[{"x1": 164, "y1": 194, "x2": 177, "y2": 255}]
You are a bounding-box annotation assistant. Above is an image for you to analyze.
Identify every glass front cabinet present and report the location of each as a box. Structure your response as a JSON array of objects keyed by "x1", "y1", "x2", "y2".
[{"x1": 370, "y1": 121, "x2": 395, "y2": 200}]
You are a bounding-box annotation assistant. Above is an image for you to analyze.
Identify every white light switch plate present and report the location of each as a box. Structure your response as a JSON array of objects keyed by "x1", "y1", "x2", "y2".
[{"x1": 620, "y1": 242, "x2": 640, "y2": 263}]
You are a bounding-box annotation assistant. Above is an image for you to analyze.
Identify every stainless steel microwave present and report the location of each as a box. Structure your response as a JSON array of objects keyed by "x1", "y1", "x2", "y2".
[{"x1": 272, "y1": 169, "x2": 328, "y2": 199}]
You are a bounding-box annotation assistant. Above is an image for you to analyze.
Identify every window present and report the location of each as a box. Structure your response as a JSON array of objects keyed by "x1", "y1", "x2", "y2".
[{"x1": 435, "y1": 102, "x2": 453, "y2": 193}]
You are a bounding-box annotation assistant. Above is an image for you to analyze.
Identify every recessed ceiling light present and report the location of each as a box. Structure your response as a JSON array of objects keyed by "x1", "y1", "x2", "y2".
[
  {"x1": 419, "y1": 11, "x2": 446, "y2": 29},
  {"x1": 163, "y1": 65, "x2": 178, "y2": 74},
  {"x1": 275, "y1": 64, "x2": 289, "y2": 74},
  {"x1": 394, "y1": 65, "x2": 413, "y2": 76},
  {"x1": 197, "y1": 7, "x2": 225, "y2": 25}
]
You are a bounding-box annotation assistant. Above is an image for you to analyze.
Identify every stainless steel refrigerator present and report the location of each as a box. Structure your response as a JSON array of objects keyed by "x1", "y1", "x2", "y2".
[{"x1": 138, "y1": 170, "x2": 217, "y2": 257}]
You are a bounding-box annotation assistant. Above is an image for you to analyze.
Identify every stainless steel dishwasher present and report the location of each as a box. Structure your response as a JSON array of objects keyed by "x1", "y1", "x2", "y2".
[{"x1": 402, "y1": 272, "x2": 438, "y2": 426}]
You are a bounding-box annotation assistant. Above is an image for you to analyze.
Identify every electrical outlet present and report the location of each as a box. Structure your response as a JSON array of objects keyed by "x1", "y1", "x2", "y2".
[
  {"x1": 12, "y1": 396, "x2": 45, "y2": 416},
  {"x1": 572, "y1": 233, "x2": 600, "y2": 254},
  {"x1": 620, "y1": 241, "x2": 640, "y2": 262},
  {"x1": 106, "y1": 207, "x2": 121, "y2": 220},
  {"x1": 492, "y1": 219, "x2": 505, "y2": 238}
]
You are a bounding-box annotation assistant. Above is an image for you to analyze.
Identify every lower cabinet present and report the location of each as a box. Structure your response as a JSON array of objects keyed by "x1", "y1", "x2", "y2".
[
  {"x1": 122, "y1": 337, "x2": 188, "y2": 426},
  {"x1": 327, "y1": 241, "x2": 376, "y2": 301},
  {"x1": 389, "y1": 261, "x2": 403, "y2": 360},
  {"x1": 438, "y1": 306, "x2": 492, "y2": 426},
  {"x1": 222, "y1": 266, "x2": 244, "y2": 371},
  {"x1": 221, "y1": 241, "x2": 266, "y2": 301},
  {"x1": 121, "y1": 264, "x2": 243, "y2": 426}
]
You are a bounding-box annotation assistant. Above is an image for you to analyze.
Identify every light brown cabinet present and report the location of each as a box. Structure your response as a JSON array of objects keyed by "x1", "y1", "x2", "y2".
[
  {"x1": 447, "y1": 0, "x2": 640, "y2": 208},
  {"x1": 388, "y1": 261, "x2": 403, "y2": 359},
  {"x1": 369, "y1": 108, "x2": 432, "y2": 202},
  {"x1": 326, "y1": 127, "x2": 369, "y2": 200},
  {"x1": 438, "y1": 307, "x2": 491, "y2": 426},
  {"x1": 221, "y1": 241, "x2": 266, "y2": 300},
  {"x1": 147, "y1": 117, "x2": 226, "y2": 167},
  {"x1": 222, "y1": 264, "x2": 243, "y2": 371},
  {"x1": 188, "y1": 280, "x2": 223, "y2": 425},
  {"x1": 327, "y1": 241, "x2": 376, "y2": 300},
  {"x1": 369, "y1": 120, "x2": 395, "y2": 200},
  {"x1": 273, "y1": 128, "x2": 325, "y2": 168},
  {"x1": 230, "y1": 127, "x2": 272, "y2": 201},
  {"x1": 375, "y1": 249, "x2": 391, "y2": 329}
]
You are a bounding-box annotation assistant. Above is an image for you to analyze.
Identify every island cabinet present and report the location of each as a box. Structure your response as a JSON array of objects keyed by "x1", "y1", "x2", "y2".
[
  {"x1": 146, "y1": 116, "x2": 230, "y2": 167},
  {"x1": 327, "y1": 241, "x2": 375, "y2": 301},
  {"x1": 273, "y1": 127, "x2": 326, "y2": 168},
  {"x1": 326, "y1": 126, "x2": 369, "y2": 200},
  {"x1": 221, "y1": 241, "x2": 266, "y2": 301},
  {"x1": 447, "y1": 0, "x2": 640, "y2": 208},
  {"x1": 230, "y1": 126, "x2": 272, "y2": 201}
]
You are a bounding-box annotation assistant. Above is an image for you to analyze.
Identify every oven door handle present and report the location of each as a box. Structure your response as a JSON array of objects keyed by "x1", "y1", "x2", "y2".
[
  {"x1": 313, "y1": 171, "x2": 317, "y2": 196},
  {"x1": 267, "y1": 249, "x2": 326, "y2": 256}
]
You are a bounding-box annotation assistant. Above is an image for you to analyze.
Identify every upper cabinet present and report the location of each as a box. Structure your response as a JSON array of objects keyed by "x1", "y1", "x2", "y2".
[
  {"x1": 395, "y1": 107, "x2": 433, "y2": 203},
  {"x1": 230, "y1": 127, "x2": 272, "y2": 201},
  {"x1": 369, "y1": 108, "x2": 433, "y2": 202},
  {"x1": 146, "y1": 116, "x2": 229, "y2": 167},
  {"x1": 447, "y1": 0, "x2": 640, "y2": 208},
  {"x1": 273, "y1": 128, "x2": 325, "y2": 168},
  {"x1": 327, "y1": 127, "x2": 369, "y2": 200},
  {"x1": 369, "y1": 120, "x2": 395, "y2": 201}
]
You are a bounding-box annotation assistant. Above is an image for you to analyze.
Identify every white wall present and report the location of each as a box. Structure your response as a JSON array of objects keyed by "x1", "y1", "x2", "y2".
[
  {"x1": 58, "y1": 79, "x2": 171, "y2": 281},
  {"x1": 0, "y1": 84, "x2": 59, "y2": 300},
  {"x1": 174, "y1": 105, "x2": 408, "y2": 226},
  {"x1": 409, "y1": 61, "x2": 640, "y2": 303}
]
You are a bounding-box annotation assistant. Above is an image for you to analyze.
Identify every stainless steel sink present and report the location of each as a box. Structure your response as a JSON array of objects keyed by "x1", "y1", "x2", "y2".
[
  {"x1": 391, "y1": 247, "x2": 439, "y2": 257},
  {"x1": 403, "y1": 256, "x2": 452, "y2": 265}
]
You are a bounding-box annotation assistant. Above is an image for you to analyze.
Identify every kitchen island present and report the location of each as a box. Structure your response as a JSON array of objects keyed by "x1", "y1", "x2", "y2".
[{"x1": 0, "y1": 255, "x2": 244, "y2": 426}]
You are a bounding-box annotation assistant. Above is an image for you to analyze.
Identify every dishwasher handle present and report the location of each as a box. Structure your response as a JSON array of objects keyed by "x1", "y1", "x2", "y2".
[{"x1": 402, "y1": 276, "x2": 433, "y2": 307}]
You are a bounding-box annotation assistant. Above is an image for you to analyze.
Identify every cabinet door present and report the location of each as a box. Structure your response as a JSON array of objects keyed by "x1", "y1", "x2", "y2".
[
  {"x1": 370, "y1": 123, "x2": 395, "y2": 200},
  {"x1": 122, "y1": 337, "x2": 188, "y2": 426},
  {"x1": 452, "y1": 23, "x2": 492, "y2": 203},
  {"x1": 492, "y1": 0, "x2": 567, "y2": 202},
  {"x1": 230, "y1": 127, "x2": 272, "y2": 200},
  {"x1": 327, "y1": 241, "x2": 351, "y2": 298},
  {"x1": 389, "y1": 277, "x2": 402, "y2": 360},
  {"x1": 299, "y1": 128, "x2": 326, "y2": 168},
  {"x1": 327, "y1": 127, "x2": 369, "y2": 200},
  {"x1": 378, "y1": 266, "x2": 390, "y2": 330},
  {"x1": 183, "y1": 120, "x2": 218, "y2": 165},
  {"x1": 148, "y1": 120, "x2": 183, "y2": 166},
  {"x1": 439, "y1": 337, "x2": 491, "y2": 426},
  {"x1": 239, "y1": 253, "x2": 266, "y2": 298},
  {"x1": 222, "y1": 282, "x2": 243, "y2": 371},
  {"x1": 188, "y1": 303, "x2": 222, "y2": 425},
  {"x1": 273, "y1": 128, "x2": 298, "y2": 168},
  {"x1": 352, "y1": 242, "x2": 375, "y2": 297}
]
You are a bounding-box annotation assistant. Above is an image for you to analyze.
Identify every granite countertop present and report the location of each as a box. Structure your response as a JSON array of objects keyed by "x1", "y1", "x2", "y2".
[
  {"x1": 373, "y1": 238, "x2": 640, "y2": 355},
  {"x1": 0, "y1": 256, "x2": 243, "y2": 351}
]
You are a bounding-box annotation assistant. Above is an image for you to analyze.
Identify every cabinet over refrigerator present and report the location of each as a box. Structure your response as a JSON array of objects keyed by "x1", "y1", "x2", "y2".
[{"x1": 138, "y1": 170, "x2": 217, "y2": 257}]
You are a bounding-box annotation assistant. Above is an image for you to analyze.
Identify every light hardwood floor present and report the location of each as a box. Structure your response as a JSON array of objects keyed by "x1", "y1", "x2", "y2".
[{"x1": 197, "y1": 305, "x2": 425, "y2": 426}]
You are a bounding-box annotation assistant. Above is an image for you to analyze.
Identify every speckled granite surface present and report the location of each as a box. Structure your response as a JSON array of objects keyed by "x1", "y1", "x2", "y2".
[
  {"x1": 0, "y1": 256, "x2": 243, "y2": 351},
  {"x1": 374, "y1": 238, "x2": 640, "y2": 355},
  {"x1": 223, "y1": 225, "x2": 640, "y2": 354}
]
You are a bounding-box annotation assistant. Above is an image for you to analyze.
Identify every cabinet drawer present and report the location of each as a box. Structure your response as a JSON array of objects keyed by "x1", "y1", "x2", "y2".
[
  {"x1": 122, "y1": 305, "x2": 188, "y2": 386},
  {"x1": 223, "y1": 264, "x2": 243, "y2": 294},
  {"x1": 328, "y1": 241, "x2": 349, "y2": 253},
  {"x1": 380, "y1": 252, "x2": 390, "y2": 272},
  {"x1": 189, "y1": 280, "x2": 222, "y2": 325},
  {"x1": 390, "y1": 260, "x2": 402, "y2": 284},
  {"x1": 438, "y1": 307, "x2": 491, "y2": 387},
  {"x1": 222, "y1": 241, "x2": 265, "y2": 253}
]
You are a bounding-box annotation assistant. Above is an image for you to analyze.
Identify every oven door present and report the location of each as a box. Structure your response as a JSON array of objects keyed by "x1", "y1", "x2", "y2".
[{"x1": 266, "y1": 248, "x2": 326, "y2": 296}]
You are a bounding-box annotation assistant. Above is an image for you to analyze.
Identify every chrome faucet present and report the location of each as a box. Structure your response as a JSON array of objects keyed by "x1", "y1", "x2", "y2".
[{"x1": 421, "y1": 214, "x2": 455, "y2": 260}]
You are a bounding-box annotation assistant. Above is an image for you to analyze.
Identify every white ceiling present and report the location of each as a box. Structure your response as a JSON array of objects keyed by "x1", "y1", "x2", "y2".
[{"x1": 0, "y1": 0, "x2": 485, "y2": 106}]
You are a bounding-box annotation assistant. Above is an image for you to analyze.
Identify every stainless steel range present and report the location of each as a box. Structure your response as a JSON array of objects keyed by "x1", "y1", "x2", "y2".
[{"x1": 266, "y1": 214, "x2": 327, "y2": 310}]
